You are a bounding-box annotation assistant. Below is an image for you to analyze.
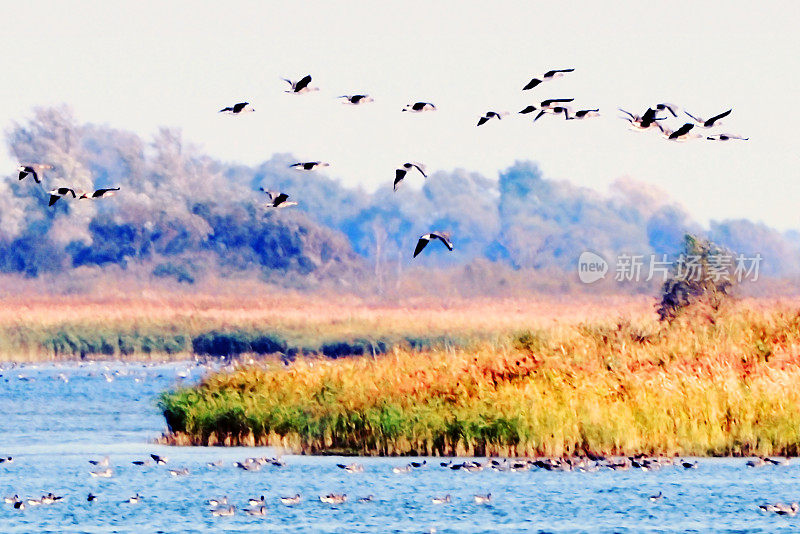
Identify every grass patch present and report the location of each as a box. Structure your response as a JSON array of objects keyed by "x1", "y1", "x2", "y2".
[{"x1": 160, "y1": 306, "x2": 800, "y2": 456}]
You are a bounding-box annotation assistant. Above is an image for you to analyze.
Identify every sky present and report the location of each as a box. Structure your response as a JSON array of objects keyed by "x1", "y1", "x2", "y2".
[{"x1": 2, "y1": 1, "x2": 799, "y2": 229}]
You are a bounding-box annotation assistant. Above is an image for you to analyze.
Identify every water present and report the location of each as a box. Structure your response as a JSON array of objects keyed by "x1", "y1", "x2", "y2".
[{"x1": 1, "y1": 362, "x2": 799, "y2": 533}]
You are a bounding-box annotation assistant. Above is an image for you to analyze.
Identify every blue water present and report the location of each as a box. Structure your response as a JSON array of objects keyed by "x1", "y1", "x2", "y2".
[{"x1": 1, "y1": 362, "x2": 799, "y2": 533}]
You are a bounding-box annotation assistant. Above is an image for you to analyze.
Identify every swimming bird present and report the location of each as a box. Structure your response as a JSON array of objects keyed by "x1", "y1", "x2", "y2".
[
  {"x1": 208, "y1": 496, "x2": 228, "y2": 507},
  {"x1": 760, "y1": 502, "x2": 799, "y2": 516},
  {"x1": 706, "y1": 133, "x2": 749, "y2": 141},
  {"x1": 649, "y1": 491, "x2": 663, "y2": 502},
  {"x1": 290, "y1": 161, "x2": 329, "y2": 171},
  {"x1": 4, "y1": 494, "x2": 20, "y2": 504},
  {"x1": 283, "y1": 75, "x2": 318, "y2": 94},
  {"x1": 522, "y1": 68, "x2": 575, "y2": 90},
  {"x1": 18, "y1": 164, "x2": 52, "y2": 183},
  {"x1": 357, "y1": 495, "x2": 374, "y2": 503},
  {"x1": 473, "y1": 494, "x2": 492, "y2": 504},
  {"x1": 746, "y1": 457, "x2": 767, "y2": 467},
  {"x1": 260, "y1": 189, "x2": 298, "y2": 208},
  {"x1": 88, "y1": 456, "x2": 109, "y2": 467},
  {"x1": 124, "y1": 493, "x2": 140, "y2": 504},
  {"x1": 89, "y1": 467, "x2": 112, "y2": 478},
  {"x1": 414, "y1": 232, "x2": 453, "y2": 258},
  {"x1": 13, "y1": 501, "x2": 24, "y2": 510},
  {"x1": 246, "y1": 505, "x2": 267, "y2": 516},
  {"x1": 685, "y1": 108, "x2": 732, "y2": 128},
  {"x1": 394, "y1": 162, "x2": 427, "y2": 191},
  {"x1": 280, "y1": 494, "x2": 301, "y2": 505},
  {"x1": 477, "y1": 111, "x2": 508, "y2": 126},
  {"x1": 211, "y1": 505, "x2": 236, "y2": 516},
  {"x1": 150, "y1": 454, "x2": 168, "y2": 464},
  {"x1": 410, "y1": 460, "x2": 426, "y2": 468},
  {"x1": 339, "y1": 94, "x2": 373, "y2": 105},
  {"x1": 48, "y1": 187, "x2": 76, "y2": 206},
  {"x1": 336, "y1": 463, "x2": 364, "y2": 473},
  {"x1": 219, "y1": 102, "x2": 255, "y2": 114},
  {"x1": 87, "y1": 493, "x2": 98, "y2": 502},
  {"x1": 132, "y1": 460, "x2": 150, "y2": 466},
  {"x1": 392, "y1": 464, "x2": 413, "y2": 474},
  {"x1": 402, "y1": 102, "x2": 436, "y2": 112},
  {"x1": 320, "y1": 493, "x2": 347, "y2": 504},
  {"x1": 567, "y1": 108, "x2": 600, "y2": 120},
  {"x1": 0, "y1": 457, "x2": 13, "y2": 464},
  {"x1": 248, "y1": 496, "x2": 266, "y2": 506},
  {"x1": 79, "y1": 187, "x2": 120, "y2": 199},
  {"x1": 681, "y1": 460, "x2": 698, "y2": 469},
  {"x1": 207, "y1": 460, "x2": 224, "y2": 467},
  {"x1": 431, "y1": 495, "x2": 451, "y2": 504},
  {"x1": 168, "y1": 467, "x2": 189, "y2": 476}
]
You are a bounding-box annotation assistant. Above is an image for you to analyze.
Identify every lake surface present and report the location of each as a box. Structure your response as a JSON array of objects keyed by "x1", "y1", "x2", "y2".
[{"x1": 1, "y1": 362, "x2": 799, "y2": 533}]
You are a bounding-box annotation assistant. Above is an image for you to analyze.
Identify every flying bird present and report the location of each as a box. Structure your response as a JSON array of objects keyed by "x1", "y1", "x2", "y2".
[
  {"x1": 18, "y1": 163, "x2": 52, "y2": 183},
  {"x1": 539, "y1": 98, "x2": 574, "y2": 109},
  {"x1": 658, "y1": 122, "x2": 701, "y2": 141},
  {"x1": 48, "y1": 187, "x2": 76, "y2": 206},
  {"x1": 413, "y1": 232, "x2": 453, "y2": 258},
  {"x1": 706, "y1": 133, "x2": 749, "y2": 141},
  {"x1": 79, "y1": 187, "x2": 120, "y2": 199},
  {"x1": 619, "y1": 108, "x2": 663, "y2": 130},
  {"x1": 534, "y1": 106, "x2": 571, "y2": 122},
  {"x1": 394, "y1": 162, "x2": 427, "y2": 191},
  {"x1": 685, "y1": 108, "x2": 732, "y2": 128},
  {"x1": 290, "y1": 161, "x2": 329, "y2": 171},
  {"x1": 567, "y1": 108, "x2": 600, "y2": 120},
  {"x1": 338, "y1": 94, "x2": 373, "y2": 105},
  {"x1": 655, "y1": 103, "x2": 680, "y2": 117},
  {"x1": 219, "y1": 102, "x2": 254, "y2": 114},
  {"x1": 522, "y1": 68, "x2": 574, "y2": 90},
  {"x1": 402, "y1": 102, "x2": 436, "y2": 112},
  {"x1": 260, "y1": 189, "x2": 298, "y2": 208},
  {"x1": 283, "y1": 75, "x2": 318, "y2": 94},
  {"x1": 519, "y1": 105, "x2": 538, "y2": 115},
  {"x1": 477, "y1": 111, "x2": 508, "y2": 126}
]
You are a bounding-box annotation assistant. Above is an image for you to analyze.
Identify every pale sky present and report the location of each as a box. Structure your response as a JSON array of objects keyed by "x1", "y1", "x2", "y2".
[{"x1": 3, "y1": 1, "x2": 799, "y2": 229}]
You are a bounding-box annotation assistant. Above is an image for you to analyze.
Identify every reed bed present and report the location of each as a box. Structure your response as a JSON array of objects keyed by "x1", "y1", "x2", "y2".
[
  {"x1": 0, "y1": 292, "x2": 649, "y2": 361},
  {"x1": 159, "y1": 305, "x2": 800, "y2": 456}
]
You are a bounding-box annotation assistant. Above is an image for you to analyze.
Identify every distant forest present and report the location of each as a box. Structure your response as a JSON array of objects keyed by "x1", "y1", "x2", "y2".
[{"x1": 2, "y1": 106, "x2": 798, "y2": 292}]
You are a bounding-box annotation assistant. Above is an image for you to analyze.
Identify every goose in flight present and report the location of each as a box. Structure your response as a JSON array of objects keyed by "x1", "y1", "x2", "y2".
[
  {"x1": 540, "y1": 98, "x2": 574, "y2": 109},
  {"x1": 706, "y1": 133, "x2": 749, "y2": 141},
  {"x1": 619, "y1": 108, "x2": 663, "y2": 130},
  {"x1": 260, "y1": 189, "x2": 298, "y2": 208},
  {"x1": 402, "y1": 102, "x2": 436, "y2": 112},
  {"x1": 567, "y1": 108, "x2": 600, "y2": 120},
  {"x1": 79, "y1": 187, "x2": 120, "y2": 199},
  {"x1": 394, "y1": 162, "x2": 427, "y2": 191},
  {"x1": 655, "y1": 103, "x2": 680, "y2": 117},
  {"x1": 657, "y1": 122, "x2": 701, "y2": 141},
  {"x1": 685, "y1": 108, "x2": 732, "y2": 128},
  {"x1": 338, "y1": 94, "x2": 373, "y2": 105},
  {"x1": 283, "y1": 75, "x2": 318, "y2": 94},
  {"x1": 290, "y1": 161, "x2": 329, "y2": 171},
  {"x1": 522, "y1": 68, "x2": 574, "y2": 90},
  {"x1": 48, "y1": 187, "x2": 76, "y2": 206},
  {"x1": 477, "y1": 111, "x2": 508, "y2": 126},
  {"x1": 219, "y1": 102, "x2": 254, "y2": 114},
  {"x1": 414, "y1": 232, "x2": 453, "y2": 258},
  {"x1": 18, "y1": 163, "x2": 52, "y2": 183},
  {"x1": 533, "y1": 106, "x2": 571, "y2": 122}
]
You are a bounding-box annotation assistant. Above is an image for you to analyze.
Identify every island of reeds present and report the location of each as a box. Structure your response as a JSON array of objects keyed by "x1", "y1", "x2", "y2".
[{"x1": 159, "y1": 303, "x2": 800, "y2": 457}]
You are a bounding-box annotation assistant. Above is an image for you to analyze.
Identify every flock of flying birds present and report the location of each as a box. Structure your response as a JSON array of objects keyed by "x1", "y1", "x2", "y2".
[{"x1": 15, "y1": 69, "x2": 747, "y2": 257}]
